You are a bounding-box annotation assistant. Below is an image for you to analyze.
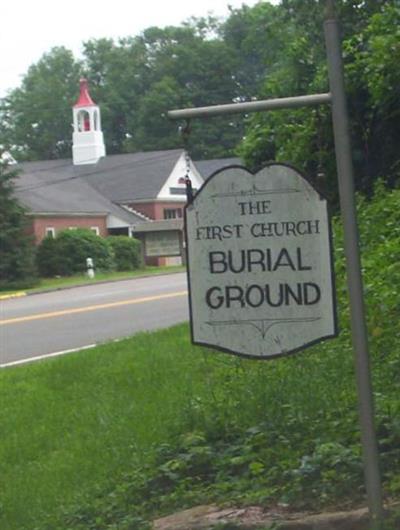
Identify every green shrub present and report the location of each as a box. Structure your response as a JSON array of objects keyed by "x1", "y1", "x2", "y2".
[
  {"x1": 36, "y1": 229, "x2": 115, "y2": 277},
  {"x1": 36, "y1": 236, "x2": 61, "y2": 277},
  {"x1": 107, "y1": 236, "x2": 143, "y2": 271}
]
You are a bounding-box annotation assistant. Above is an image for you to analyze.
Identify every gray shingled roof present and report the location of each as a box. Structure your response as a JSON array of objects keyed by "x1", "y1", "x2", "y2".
[
  {"x1": 82, "y1": 149, "x2": 183, "y2": 202},
  {"x1": 14, "y1": 152, "x2": 243, "y2": 227},
  {"x1": 14, "y1": 158, "x2": 144, "y2": 226},
  {"x1": 193, "y1": 157, "x2": 243, "y2": 180},
  {"x1": 14, "y1": 149, "x2": 185, "y2": 224}
]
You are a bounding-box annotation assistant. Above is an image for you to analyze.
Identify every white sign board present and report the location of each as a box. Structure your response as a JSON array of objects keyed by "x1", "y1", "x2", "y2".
[
  {"x1": 145, "y1": 231, "x2": 181, "y2": 257},
  {"x1": 185, "y1": 164, "x2": 337, "y2": 359}
]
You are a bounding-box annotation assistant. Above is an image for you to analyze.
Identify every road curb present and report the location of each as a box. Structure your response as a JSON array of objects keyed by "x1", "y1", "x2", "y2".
[
  {"x1": 0, "y1": 292, "x2": 27, "y2": 301},
  {"x1": 0, "y1": 270, "x2": 186, "y2": 299}
]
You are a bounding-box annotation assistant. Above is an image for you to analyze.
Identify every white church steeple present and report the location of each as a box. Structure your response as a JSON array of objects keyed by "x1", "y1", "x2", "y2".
[{"x1": 72, "y1": 78, "x2": 105, "y2": 165}]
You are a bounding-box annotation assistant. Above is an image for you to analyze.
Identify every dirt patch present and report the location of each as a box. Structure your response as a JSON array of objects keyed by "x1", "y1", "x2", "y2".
[{"x1": 153, "y1": 502, "x2": 399, "y2": 530}]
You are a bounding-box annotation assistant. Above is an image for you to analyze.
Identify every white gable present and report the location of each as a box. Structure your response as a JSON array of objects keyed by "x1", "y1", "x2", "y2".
[{"x1": 157, "y1": 153, "x2": 204, "y2": 200}]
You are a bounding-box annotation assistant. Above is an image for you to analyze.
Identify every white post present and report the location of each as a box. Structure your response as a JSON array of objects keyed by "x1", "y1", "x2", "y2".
[{"x1": 86, "y1": 257, "x2": 95, "y2": 279}]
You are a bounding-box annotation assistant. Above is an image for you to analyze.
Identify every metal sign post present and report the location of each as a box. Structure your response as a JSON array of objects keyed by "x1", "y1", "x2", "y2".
[
  {"x1": 168, "y1": 0, "x2": 383, "y2": 527},
  {"x1": 323, "y1": 2, "x2": 383, "y2": 527}
]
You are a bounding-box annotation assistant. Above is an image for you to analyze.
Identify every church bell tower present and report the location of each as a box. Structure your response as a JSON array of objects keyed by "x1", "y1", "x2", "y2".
[{"x1": 72, "y1": 78, "x2": 106, "y2": 165}]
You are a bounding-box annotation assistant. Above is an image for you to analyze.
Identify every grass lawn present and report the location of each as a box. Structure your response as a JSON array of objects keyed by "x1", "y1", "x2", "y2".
[
  {"x1": 0, "y1": 265, "x2": 185, "y2": 296},
  {"x1": 0, "y1": 319, "x2": 399, "y2": 530},
  {"x1": 1, "y1": 186, "x2": 399, "y2": 529},
  {"x1": 0, "y1": 326, "x2": 195, "y2": 529}
]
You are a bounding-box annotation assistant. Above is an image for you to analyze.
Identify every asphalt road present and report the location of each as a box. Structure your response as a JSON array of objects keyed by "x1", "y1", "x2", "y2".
[{"x1": 0, "y1": 273, "x2": 189, "y2": 366}]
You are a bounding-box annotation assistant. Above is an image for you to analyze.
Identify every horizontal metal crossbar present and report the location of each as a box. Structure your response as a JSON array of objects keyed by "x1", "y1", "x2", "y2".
[{"x1": 168, "y1": 92, "x2": 332, "y2": 120}]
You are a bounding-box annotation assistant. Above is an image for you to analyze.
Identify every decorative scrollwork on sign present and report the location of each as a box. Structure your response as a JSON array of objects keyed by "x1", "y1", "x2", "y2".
[
  {"x1": 210, "y1": 183, "x2": 301, "y2": 199},
  {"x1": 206, "y1": 317, "x2": 321, "y2": 339}
]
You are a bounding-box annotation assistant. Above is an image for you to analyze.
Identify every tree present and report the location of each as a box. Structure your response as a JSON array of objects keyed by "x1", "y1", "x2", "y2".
[
  {"x1": 1, "y1": 47, "x2": 82, "y2": 161},
  {"x1": 0, "y1": 159, "x2": 36, "y2": 288},
  {"x1": 125, "y1": 75, "x2": 184, "y2": 152},
  {"x1": 0, "y1": 16, "x2": 251, "y2": 161},
  {"x1": 82, "y1": 37, "x2": 150, "y2": 154},
  {"x1": 221, "y1": 2, "x2": 287, "y2": 99},
  {"x1": 343, "y1": 2, "x2": 400, "y2": 191},
  {"x1": 123, "y1": 23, "x2": 245, "y2": 158},
  {"x1": 2, "y1": 0, "x2": 397, "y2": 190},
  {"x1": 239, "y1": 0, "x2": 400, "y2": 204},
  {"x1": 0, "y1": 9, "x2": 269, "y2": 161}
]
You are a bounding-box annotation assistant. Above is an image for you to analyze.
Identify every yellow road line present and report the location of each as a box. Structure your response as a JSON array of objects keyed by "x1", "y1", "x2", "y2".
[
  {"x1": 0, "y1": 292, "x2": 27, "y2": 300},
  {"x1": 0, "y1": 290, "x2": 188, "y2": 326}
]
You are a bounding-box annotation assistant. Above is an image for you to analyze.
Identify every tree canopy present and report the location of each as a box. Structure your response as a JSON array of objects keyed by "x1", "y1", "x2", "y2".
[
  {"x1": 0, "y1": 0, "x2": 399, "y2": 199},
  {"x1": 239, "y1": 0, "x2": 400, "y2": 202},
  {"x1": 1, "y1": 48, "x2": 81, "y2": 161}
]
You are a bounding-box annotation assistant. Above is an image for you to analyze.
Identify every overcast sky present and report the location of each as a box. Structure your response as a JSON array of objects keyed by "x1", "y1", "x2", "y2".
[{"x1": 1, "y1": 0, "x2": 280, "y2": 98}]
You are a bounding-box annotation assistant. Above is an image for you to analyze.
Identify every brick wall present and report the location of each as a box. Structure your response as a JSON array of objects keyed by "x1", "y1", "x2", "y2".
[
  {"x1": 129, "y1": 201, "x2": 185, "y2": 221},
  {"x1": 32, "y1": 216, "x2": 108, "y2": 243}
]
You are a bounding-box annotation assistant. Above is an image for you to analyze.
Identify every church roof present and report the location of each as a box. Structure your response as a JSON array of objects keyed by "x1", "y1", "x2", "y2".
[
  {"x1": 14, "y1": 150, "x2": 239, "y2": 224},
  {"x1": 14, "y1": 158, "x2": 143, "y2": 226},
  {"x1": 81, "y1": 149, "x2": 184, "y2": 202}
]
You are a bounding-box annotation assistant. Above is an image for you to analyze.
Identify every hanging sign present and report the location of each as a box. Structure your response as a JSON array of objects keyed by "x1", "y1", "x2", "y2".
[{"x1": 185, "y1": 164, "x2": 337, "y2": 359}]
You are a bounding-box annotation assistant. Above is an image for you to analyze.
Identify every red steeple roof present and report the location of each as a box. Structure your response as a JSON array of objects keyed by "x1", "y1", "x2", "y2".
[{"x1": 74, "y1": 78, "x2": 96, "y2": 107}]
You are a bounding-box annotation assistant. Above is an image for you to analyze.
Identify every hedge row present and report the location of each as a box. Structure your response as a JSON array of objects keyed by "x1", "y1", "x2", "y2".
[{"x1": 36, "y1": 229, "x2": 142, "y2": 277}]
